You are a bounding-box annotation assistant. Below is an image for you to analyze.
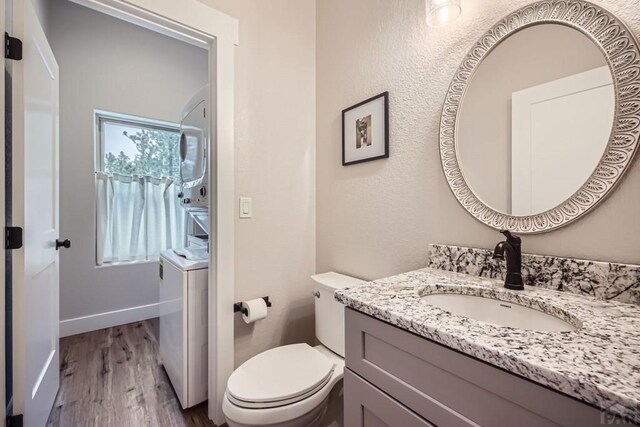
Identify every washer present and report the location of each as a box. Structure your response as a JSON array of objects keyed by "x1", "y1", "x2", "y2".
[{"x1": 159, "y1": 249, "x2": 208, "y2": 409}]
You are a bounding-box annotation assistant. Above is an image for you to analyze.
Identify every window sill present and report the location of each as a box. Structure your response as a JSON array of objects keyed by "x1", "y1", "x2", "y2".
[{"x1": 96, "y1": 259, "x2": 159, "y2": 269}]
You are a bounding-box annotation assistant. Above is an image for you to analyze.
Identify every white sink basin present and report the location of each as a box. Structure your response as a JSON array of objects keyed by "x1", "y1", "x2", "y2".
[{"x1": 422, "y1": 293, "x2": 577, "y2": 332}]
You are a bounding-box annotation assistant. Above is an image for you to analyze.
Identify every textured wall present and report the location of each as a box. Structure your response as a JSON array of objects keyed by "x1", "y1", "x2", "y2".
[
  {"x1": 317, "y1": 0, "x2": 640, "y2": 283},
  {"x1": 49, "y1": 0, "x2": 208, "y2": 323},
  {"x1": 199, "y1": 0, "x2": 317, "y2": 367}
]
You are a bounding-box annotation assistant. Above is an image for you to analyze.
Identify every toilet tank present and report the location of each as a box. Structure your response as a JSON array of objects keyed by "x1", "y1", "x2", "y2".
[{"x1": 312, "y1": 272, "x2": 364, "y2": 358}]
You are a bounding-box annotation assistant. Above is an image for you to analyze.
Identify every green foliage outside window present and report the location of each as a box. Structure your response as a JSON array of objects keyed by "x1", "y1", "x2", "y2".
[{"x1": 104, "y1": 128, "x2": 180, "y2": 179}]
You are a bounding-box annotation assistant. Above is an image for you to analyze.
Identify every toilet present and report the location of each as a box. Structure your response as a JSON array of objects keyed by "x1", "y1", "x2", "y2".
[{"x1": 222, "y1": 272, "x2": 363, "y2": 427}]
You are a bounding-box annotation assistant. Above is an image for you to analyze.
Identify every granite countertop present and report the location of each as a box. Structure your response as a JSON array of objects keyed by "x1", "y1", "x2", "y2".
[{"x1": 335, "y1": 268, "x2": 640, "y2": 422}]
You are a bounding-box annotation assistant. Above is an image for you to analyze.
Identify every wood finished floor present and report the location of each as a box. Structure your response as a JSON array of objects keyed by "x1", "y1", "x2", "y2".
[{"x1": 46, "y1": 319, "x2": 215, "y2": 427}]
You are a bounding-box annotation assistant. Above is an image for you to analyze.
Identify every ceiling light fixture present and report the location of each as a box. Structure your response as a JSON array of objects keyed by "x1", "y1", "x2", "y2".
[{"x1": 426, "y1": 0, "x2": 462, "y2": 28}]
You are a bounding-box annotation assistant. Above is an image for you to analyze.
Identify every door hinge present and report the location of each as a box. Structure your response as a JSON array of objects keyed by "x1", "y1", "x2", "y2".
[
  {"x1": 7, "y1": 414, "x2": 23, "y2": 427},
  {"x1": 5, "y1": 33, "x2": 23, "y2": 61},
  {"x1": 203, "y1": 107, "x2": 206, "y2": 118},
  {"x1": 5, "y1": 226, "x2": 23, "y2": 250}
]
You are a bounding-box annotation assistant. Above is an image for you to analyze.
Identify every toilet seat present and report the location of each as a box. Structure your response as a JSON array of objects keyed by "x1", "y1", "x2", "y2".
[
  {"x1": 227, "y1": 343, "x2": 336, "y2": 409},
  {"x1": 227, "y1": 371, "x2": 333, "y2": 409},
  {"x1": 223, "y1": 344, "x2": 345, "y2": 427}
]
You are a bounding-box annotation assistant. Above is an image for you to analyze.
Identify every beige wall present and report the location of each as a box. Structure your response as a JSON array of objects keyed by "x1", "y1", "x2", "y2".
[
  {"x1": 199, "y1": 0, "x2": 317, "y2": 367},
  {"x1": 317, "y1": 0, "x2": 640, "y2": 284}
]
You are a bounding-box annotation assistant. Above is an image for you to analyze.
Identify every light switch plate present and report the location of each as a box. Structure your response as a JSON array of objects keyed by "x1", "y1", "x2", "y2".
[{"x1": 239, "y1": 197, "x2": 252, "y2": 218}]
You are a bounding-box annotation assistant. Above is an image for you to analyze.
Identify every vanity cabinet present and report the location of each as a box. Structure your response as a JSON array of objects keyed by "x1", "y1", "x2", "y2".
[
  {"x1": 344, "y1": 370, "x2": 434, "y2": 427},
  {"x1": 344, "y1": 308, "x2": 636, "y2": 427}
]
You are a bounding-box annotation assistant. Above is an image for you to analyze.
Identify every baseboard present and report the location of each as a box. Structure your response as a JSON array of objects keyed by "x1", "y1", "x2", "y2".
[{"x1": 60, "y1": 302, "x2": 160, "y2": 337}]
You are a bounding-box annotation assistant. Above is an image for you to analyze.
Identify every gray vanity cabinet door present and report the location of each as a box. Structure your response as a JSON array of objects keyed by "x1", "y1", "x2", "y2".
[
  {"x1": 344, "y1": 369, "x2": 434, "y2": 427},
  {"x1": 345, "y1": 308, "x2": 634, "y2": 427}
]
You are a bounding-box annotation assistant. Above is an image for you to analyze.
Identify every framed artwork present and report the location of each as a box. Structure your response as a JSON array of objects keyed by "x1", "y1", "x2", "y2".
[{"x1": 342, "y1": 92, "x2": 389, "y2": 166}]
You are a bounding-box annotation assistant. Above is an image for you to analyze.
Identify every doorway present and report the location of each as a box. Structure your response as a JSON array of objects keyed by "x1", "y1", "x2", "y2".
[{"x1": 3, "y1": 0, "x2": 237, "y2": 424}]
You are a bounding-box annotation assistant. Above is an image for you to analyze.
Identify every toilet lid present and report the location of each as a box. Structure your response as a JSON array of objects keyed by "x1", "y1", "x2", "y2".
[{"x1": 227, "y1": 343, "x2": 335, "y2": 407}]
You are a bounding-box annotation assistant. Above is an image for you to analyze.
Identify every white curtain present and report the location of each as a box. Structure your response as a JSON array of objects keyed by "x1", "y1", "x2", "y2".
[{"x1": 96, "y1": 172, "x2": 185, "y2": 265}]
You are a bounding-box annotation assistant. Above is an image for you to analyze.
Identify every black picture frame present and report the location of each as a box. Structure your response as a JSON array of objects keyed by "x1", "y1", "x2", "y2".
[{"x1": 342, "y1": 91, "x2": 389, "y2": 166}]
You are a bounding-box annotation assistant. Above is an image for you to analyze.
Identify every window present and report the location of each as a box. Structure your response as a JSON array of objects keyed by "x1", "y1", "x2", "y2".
[
  {"x1": 97, "y1": 113, "x2": 181, "y2": 178},
  {"x1": 95, "y1": 112, "x2": 184, "y2": 265}
]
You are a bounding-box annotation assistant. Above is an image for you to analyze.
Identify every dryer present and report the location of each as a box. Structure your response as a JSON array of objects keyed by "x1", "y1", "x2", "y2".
[{"x1": 179, "y1": 86, "x2": 209, "y2": 212}]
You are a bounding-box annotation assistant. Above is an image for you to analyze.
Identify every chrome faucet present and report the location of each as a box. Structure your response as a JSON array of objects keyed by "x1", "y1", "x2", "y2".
[{"x1": 492, "y1": 230, "x2": 524, "y2": 291}]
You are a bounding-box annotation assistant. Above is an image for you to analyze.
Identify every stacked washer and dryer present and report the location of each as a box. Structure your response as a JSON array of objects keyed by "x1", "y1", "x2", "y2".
[{"x1": 159, "y1": 86, "x2": 210, "y2": 409}]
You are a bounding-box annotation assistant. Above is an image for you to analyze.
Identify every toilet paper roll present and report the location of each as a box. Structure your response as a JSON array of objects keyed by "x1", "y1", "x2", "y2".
[{"x1": 242, "y1": 298, "x2": 268, "y2": 324}]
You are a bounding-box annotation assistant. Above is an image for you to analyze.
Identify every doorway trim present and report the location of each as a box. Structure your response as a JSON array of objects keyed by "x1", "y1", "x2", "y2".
[{"x1": 69, "y1": 0, "x2": 238, "y2": 424}]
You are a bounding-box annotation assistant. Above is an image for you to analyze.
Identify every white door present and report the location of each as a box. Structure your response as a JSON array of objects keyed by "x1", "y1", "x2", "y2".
[
  {"x1": 0, "y1": 0, "x2": 6, "y2": 423},
  {"x1": 11, "y1": 0, "x2": 60, "y2": 425},
  {"x1": 511, "y1": 66, "x2": 614, "y2": 215}
]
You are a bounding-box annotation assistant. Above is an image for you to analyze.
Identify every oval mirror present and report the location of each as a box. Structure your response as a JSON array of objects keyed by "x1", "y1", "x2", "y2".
[{"x1": 440, "y1": 1, "x2": 640, "y2": 233}]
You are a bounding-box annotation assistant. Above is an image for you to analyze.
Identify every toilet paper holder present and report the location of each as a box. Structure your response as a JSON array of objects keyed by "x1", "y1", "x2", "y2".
[{"x1": 234, "y1": 296, "x2": 272, "y2": 316}]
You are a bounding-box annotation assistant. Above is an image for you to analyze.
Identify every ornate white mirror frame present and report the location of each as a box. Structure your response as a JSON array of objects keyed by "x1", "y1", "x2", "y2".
[{"x1": 440, "y1": 0, "x2": 640, "y2": 233}]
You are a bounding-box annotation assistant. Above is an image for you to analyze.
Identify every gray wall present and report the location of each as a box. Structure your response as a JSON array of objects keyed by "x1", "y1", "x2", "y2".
[
  {"x1": 316, "y1": 0, "x2": 640, "y2": 283},
  {"x1": 48, "y1": 0, "x2": 208, "y2": 323}
]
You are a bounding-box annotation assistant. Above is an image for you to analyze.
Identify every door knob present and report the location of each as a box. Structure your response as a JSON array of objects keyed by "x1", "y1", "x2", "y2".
[{"x1": 56, "y1": 239, "x2": 71, "y2": 250}]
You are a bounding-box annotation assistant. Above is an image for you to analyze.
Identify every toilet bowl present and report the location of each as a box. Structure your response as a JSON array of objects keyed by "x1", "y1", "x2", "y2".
[{"x1": 222, "y1": 272, "x2": 363, "y2": 427}]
